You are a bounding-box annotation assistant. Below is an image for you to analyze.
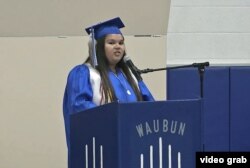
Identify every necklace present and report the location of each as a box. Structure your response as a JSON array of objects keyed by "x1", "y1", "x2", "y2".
[{"x1": 112, "y1": 71, "x2": 131, "y2": 95}]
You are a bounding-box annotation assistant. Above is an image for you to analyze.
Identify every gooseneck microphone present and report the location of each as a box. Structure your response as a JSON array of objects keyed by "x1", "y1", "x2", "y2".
[{"x1": 123, "y1": 55, "x2": 142, "y2": 81}]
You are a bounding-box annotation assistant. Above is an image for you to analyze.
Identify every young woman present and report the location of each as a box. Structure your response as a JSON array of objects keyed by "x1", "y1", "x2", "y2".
[{"x1": 63, "y1": 17, "x2": 154, "y2": 148}]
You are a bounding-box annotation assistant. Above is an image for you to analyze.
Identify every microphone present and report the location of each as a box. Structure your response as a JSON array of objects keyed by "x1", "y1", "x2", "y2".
[{"x1": 123, "y1": 55, "x2": 142, "y2": 81}]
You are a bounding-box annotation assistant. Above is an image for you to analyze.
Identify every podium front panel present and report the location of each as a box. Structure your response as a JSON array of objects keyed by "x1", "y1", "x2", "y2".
[
  {"x1": 70, "y1": 100, "x2": 202, "y2": 168},
  {"x1": 118, "y1": 100, "x2": 202, "y2": 168}
]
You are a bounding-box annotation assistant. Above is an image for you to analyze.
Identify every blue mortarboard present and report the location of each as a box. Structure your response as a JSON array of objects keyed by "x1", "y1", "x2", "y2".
[
  {"x1": 85, "y1": 17, "x2": 125, "y2": 40},
  {"x1": 85, "y1": 17, "x2": 125, "y2": 67}
]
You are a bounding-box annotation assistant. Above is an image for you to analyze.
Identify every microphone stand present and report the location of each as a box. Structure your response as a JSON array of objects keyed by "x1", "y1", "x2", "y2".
[{"x1": 139, "y1": 62, "x2": 210, "y2": 98}]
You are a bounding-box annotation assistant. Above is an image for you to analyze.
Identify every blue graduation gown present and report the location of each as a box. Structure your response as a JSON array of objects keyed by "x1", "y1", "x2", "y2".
[{"x1": 63, "y1": 64, "x2": 154, "y2": 148}]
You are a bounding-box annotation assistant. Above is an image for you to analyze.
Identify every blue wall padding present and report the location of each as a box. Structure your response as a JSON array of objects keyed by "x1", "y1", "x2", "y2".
[
  {"x1": 203, "y1": 67, "x2": 230, "y2": 151},
  {"x1": 167, "y1": 68, "x2": 200, "y2": 100},
  {"x1": 230, "y1": 67, "x2": 250, "y2": 151},
  {"x1": 167, "y1": 67, "x2": 230, "y2": 151}
]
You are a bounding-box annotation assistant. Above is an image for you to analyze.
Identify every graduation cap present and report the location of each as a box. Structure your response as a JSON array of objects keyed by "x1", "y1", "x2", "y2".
[
  {"x1": 85, "y1": 17, "x2": 125, "y2": 40},
  {"x1": 85, "y1": 17, "x2": 125, "y2": 67}
]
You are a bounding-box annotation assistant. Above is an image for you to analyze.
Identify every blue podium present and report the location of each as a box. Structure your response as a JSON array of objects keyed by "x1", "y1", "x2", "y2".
[{"x1": 70, "y1": 100, "x2": 202, "y2": 168}]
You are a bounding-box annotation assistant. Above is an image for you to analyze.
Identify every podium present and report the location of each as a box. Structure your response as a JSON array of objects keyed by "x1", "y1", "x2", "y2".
[{"x1": 70, "y1": 100, "x2": 202, "y2": 168}]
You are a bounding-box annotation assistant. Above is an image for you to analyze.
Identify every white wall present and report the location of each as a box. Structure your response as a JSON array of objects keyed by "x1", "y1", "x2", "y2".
[
  {"x1": 0, "y1": 36, "x2": 166, "y2": 168},
  {"x1": 167, "y1": 0, "x2": 250, "y2": 66},
  {"x1": 0, "y1": 0, "x2": 170, "y2": 36}
]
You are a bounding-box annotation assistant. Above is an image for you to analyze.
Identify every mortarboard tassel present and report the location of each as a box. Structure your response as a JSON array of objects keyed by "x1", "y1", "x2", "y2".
[{"x1": 90, "y1": 28, "x2": 98, "y2": 67}]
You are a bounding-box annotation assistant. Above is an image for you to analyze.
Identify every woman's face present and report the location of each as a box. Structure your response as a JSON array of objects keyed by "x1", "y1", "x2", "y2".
[{"x1": 104, "y1": 34, "x2": 125, "y2": 70}]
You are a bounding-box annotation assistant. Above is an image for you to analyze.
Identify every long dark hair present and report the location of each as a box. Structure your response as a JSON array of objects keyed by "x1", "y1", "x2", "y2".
[{"x1": 85, "y1": 36, "x2": 143, "y2": 103}]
